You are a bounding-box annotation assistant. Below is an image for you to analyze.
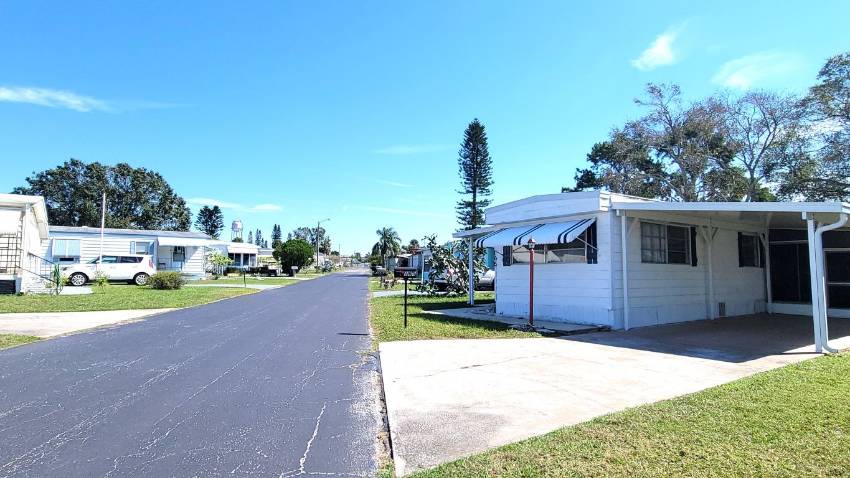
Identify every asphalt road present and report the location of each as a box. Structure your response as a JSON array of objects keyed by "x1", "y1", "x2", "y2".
[{"x1": 0, "y1": 272, "x2": 379, "y2": 477}]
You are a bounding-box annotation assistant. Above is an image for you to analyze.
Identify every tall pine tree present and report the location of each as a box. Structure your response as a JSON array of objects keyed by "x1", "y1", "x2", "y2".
[
  {"x1": 271, "y1": 224, "x2": 282, "y2": 248},
  {"x1": 456, "y1": 118, "x2": 493, "y2": 229},
  {"x1": 194, "y1": 205, "x2": 224, "y2": 238}
]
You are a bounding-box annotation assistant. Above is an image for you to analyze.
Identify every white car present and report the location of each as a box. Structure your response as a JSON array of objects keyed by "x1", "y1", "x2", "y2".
[{"x1": 62, "y1": 255, "x2": 156, "y2": 286}]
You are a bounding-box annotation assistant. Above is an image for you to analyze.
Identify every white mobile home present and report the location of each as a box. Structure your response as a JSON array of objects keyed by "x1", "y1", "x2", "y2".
[
  {"x1": 0, "y1": 194, "x2": 51, "y2": 293},
  {"x1": 43, "y1": 226, "x2": 213, "y2": 279},
  {"x1": 455, "y1": 191, "x2": 850, "y2": 352}
]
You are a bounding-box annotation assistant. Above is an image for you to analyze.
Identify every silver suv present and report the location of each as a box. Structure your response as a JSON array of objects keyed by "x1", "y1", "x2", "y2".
[{"x1": 62, "y1": 255, "x2": 156, "y2": 286}]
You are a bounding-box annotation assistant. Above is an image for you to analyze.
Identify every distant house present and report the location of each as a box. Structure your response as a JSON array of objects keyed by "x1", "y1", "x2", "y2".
[
  {"x1": 43, "y1": 226, "x2": 260, "y2": 277},
  {"x1": 43, "y1": 226, "x2": 214, "y2": 279},
  {"x1": 0, "y1": 194, "x2": 50, "y2": 293}
]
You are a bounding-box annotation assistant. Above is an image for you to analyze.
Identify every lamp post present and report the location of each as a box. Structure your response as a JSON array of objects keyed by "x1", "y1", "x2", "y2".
[
  {"x1": 528, "y1": 237, "x2": 536, "y2": 327},
  {"x1": 316, "y1": 218, "x2": 330, "y2": 270}
]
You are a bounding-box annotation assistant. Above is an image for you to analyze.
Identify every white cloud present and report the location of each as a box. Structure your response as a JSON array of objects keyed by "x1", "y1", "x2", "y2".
[
  {"x1": 372, "y1": 144, "x2": 451, "y2": 155},
  {"x1": 712, "y1": 52, "x2": 802, "y2": 90},
  {"x1": 0, "y1": 86, "x2": 110, "y2": 112},
  {"x1": 187, "y1": 197, "x2": 282, "y2": 213},
  {"x1": 374, "y1": 179, "x2": 413, "y2": 188},
  {"x1": 631, "y1": 29, "x2": 680, "y2": 71}
]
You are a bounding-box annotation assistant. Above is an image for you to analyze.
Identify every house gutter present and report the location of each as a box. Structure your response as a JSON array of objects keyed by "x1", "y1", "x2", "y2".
[{"x1": 814, "y1": 212, "x2": 848, "y2": 353}]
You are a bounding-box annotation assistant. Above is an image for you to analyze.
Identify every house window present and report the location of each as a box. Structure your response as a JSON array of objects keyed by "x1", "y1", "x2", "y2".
[
  {"x1": 738, "y1": 233, "x2": 762, "y2": 268},
  {"x1": 52, "y1": 239, "x2": 81, "y2": 264},
  {"x1": 505, "y1": 225, "x2": 596, "y2": 265},
  {"x1": 131, "y1": 241, "x2": 155, "y2": 255},
  {"x1": 173, "y1": 246, "x2": 186, "y2": 262},
  {"x1": 640, "y1": 222, "x2": 691, "y2": 265}
]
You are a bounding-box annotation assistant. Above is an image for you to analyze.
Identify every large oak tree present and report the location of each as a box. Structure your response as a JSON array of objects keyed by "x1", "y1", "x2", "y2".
[{"x1": 13, "y1": 159, "x2": 191, "y2": 230}]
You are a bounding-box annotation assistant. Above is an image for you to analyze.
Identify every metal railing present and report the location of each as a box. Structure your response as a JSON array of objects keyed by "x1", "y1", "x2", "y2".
[{"x1": 23, "y1": 253, "x2": 58, "y2": 285}]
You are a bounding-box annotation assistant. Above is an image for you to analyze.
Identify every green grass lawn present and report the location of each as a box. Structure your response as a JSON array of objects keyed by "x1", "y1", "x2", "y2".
[
  {"x1": 370, "y1": 293, "x2": 540, "y2": 343},
  {"x1": 414, "y1": 352, "x2": 850, "y2": 478},
  {"x1": 0, "y1": 285, "x2": 255, "y2": 313},
  {"x1": 193, "y1": 277, "x2": 300, "y2": 286},
  {"x1": 0, "y1": 334, "x2": 40, "y2": 350},
  {"x1": 369, "y1": 278, "x2": 407, "y2": 291}
]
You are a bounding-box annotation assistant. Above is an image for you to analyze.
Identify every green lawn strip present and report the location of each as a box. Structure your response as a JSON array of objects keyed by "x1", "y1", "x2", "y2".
[
  {"x1": 370, "y1": 293, "x2": 540, "y2": 343},
  {"x1": 414, "y1": 352, "x2": 850, "y2": 478},
  {"x1": 0, "y1": 285, "x2": 255, "y2": 313},
  {"x1": 0, "y1": 334, "x2": 40, "y2": 350},
  {"x1": 369, "y1": 278, "x2": 407, "y2": 291}
]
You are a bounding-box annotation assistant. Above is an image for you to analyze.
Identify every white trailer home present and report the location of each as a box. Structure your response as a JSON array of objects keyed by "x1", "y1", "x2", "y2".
[
  {"x1": 0, "y1": 194, "x2": 51, "y2": 293},
  {"x1": 455, "y1": 191, "x2": 850, "y2": 352},
  {"x1": 43, "y1": 226, "x2": 213, "y2": 279}
]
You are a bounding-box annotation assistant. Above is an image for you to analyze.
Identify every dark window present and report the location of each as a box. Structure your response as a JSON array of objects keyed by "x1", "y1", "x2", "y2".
[
  {"x1": 738, "y1": 233, "x2": 762, "y2": 268},
  {"x1": 119, "y1": 256, "x2": 143, "y2": 263},
  {"x1": 173, "y1": 246, "x2": 186, "y2": 262},
  {"x1": 769, "y1": 243, "x2": 811, "y2": 303},
  {"x1": 641, "y1": 222, "x2": 690, "y2": 265}
]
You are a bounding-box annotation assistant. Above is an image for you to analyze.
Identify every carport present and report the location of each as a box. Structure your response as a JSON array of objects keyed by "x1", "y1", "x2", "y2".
[{"x1": 612, "y1": 201, "x2": 850, "y2": 353}]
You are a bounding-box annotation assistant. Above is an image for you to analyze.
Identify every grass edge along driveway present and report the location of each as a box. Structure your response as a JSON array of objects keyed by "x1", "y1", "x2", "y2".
[
  {"x1": 413, "y1": 351, "x2": 850, "y2": 478},
  {"x1": 0, "y1": 334, "x2": 40, "y2": 350},
  {"x1": 370, "y1": 292, "x2": 540, "y2": 344},
  {"x1": 0, "y1": 285, "x2": 255, "y2": 314}
]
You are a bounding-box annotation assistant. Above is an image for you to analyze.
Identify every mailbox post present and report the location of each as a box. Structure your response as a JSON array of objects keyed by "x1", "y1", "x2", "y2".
[{"x1": 394, "y1": 267, "x2": 419, "y2": 328}]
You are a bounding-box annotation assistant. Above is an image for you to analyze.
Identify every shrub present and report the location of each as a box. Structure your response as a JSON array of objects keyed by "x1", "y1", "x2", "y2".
[{"x1": 149, "y1": 271, "x2": 186, "y2": 290}]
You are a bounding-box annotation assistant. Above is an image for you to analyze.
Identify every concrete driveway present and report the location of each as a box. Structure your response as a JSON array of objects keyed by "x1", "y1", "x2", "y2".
[{"x1": 380, "y1": 314, "x2": 850, "y2": 475}]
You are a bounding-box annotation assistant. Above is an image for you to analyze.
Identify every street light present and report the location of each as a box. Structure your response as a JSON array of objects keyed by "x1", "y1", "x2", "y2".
[{"x1": 316, "y1": 218, "x2": 330, "y2": 270}]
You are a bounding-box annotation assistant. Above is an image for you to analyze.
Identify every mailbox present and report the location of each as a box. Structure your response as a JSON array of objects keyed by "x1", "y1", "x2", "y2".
[{"x1": 394, "y1": 267, "x2": 419, "y2": 279}]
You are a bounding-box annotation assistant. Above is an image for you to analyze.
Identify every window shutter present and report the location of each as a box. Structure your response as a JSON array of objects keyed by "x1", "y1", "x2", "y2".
[
  {"x1": 690, "y1": 227, "x2": 698, "y2": 267},
  {"x1": 502, "y1": 246, "x2": 512, "y2": 266},
  {"x1": 586, "y1": 222, "x2": 598, "y2": 264},
  {"x1": 737, "y1": 232, "x2": 744, "y2": 267}
]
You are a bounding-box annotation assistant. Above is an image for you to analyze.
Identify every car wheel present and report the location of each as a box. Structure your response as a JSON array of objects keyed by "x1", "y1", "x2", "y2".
[
  {"x1": 69, "y1": 272, "x2": 87, "y2": 286},
  {"x1": 134, "y1": 273, "x2": 150, "y2": 286}
]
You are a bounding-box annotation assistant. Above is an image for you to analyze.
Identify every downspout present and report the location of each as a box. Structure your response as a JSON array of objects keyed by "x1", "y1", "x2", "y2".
[
  {"x1": 805, "y1": 217, "x2": 823, "y2": 352},
  {"x1": 815, "y1": 212, "x2": 848, "y2": 354},
  {"x1": 620, "y1": 213, "x2": 630, "y2": 331}
]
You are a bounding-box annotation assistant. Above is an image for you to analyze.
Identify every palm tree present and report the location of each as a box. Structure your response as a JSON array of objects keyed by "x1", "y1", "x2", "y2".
[{"x1": 372, "y1": 227, "x2": 401, "y2": 267}]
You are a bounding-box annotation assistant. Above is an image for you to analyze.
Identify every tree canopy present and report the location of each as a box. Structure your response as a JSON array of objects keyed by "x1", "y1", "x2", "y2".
[
  {"x1": 13, "y1": 159, "x2": 192, "y2": 230},
  {"x1": 273, "y1": 239, "x2": 314, "y2": 273},
  {"x1": 372, "y1": 227, "x2": 401, "y2": 266},
  {"x1": 456, "y1": 118, "x2": 494, "y2": 229},
  {"x1": 194, "y1": 205, "x2": 224, "y2": 238},
  {"x1": 565, "y1": 51, "x2": 850, "y2": 202}
]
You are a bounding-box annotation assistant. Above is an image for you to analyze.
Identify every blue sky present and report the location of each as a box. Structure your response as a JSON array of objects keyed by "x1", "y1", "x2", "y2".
[{"x1": 1, "y1": 1, "x2": 848, "y2": 254}]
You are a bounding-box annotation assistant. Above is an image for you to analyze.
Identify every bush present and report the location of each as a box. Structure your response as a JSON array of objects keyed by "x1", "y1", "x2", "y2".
[{"x1": 149, "y1": 271, "x2": 186, "y2": 290}]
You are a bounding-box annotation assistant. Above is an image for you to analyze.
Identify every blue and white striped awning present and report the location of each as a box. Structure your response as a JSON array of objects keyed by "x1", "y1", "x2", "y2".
[{"x1": 475, "y1": 218, "x2": 595, "y2": 247}]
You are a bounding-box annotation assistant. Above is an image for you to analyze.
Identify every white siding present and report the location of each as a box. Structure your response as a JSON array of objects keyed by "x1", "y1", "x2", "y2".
[
  {"x1": 40, "y1": 232, "x2": 208, "y2": 278},
  {"x1": 611, "y1": 211, "x2": 766, "y2": 329},
  {"x1": 494, "y1": 212, "x2": 614, "y2": 327}
]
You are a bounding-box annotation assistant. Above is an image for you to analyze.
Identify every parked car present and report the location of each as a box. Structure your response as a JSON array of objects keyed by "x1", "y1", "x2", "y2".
[
  {"x1": 476, "y1": 269, "x2": 496, "y2": 291},
  {"x1": 62, "y1": 255, "x2": 156, "y2": 286}
]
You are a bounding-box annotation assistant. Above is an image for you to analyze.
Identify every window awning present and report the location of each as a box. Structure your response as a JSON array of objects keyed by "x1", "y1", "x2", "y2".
[
  {"x1": 475, "y1": 218, "x2": 595, "y2": 247},
  {"x1": 227, "y1": 243, "x2": 258, "y2": 254},
  {"x1": 157, "y1": 236, "x2": 211, "y2": 247}
]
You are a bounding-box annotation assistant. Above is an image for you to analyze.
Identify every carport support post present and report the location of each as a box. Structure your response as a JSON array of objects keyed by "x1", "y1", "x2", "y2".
[
  {"x1": 760, "y1": 232, "x2": 773, "y2": 314},
  {"x1": 805, "y1": 216, "x2": 823, "y2": 353},
  {"x1": 620, "y1": 213, "x2": 630, "y2": 331},
  {"x1": 467, "y1": 238, "x2": 475, "y2": 306}
]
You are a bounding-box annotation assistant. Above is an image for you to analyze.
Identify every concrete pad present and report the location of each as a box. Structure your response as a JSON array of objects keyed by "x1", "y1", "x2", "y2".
[
  {"x1": 380, "y1": 315, "x2": 850, "y2": 476},
  {"x1": 0, "y1": 309, "x2": 175, "y2": 338},
  {"x1": 424, "y1": 305, "x2": 605, "y2": 335}
]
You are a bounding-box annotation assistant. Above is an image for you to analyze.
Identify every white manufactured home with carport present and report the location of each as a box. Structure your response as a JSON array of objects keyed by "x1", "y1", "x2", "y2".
[{"x1": 455, "y1": 191, "x2": 850, "y2": 353}]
